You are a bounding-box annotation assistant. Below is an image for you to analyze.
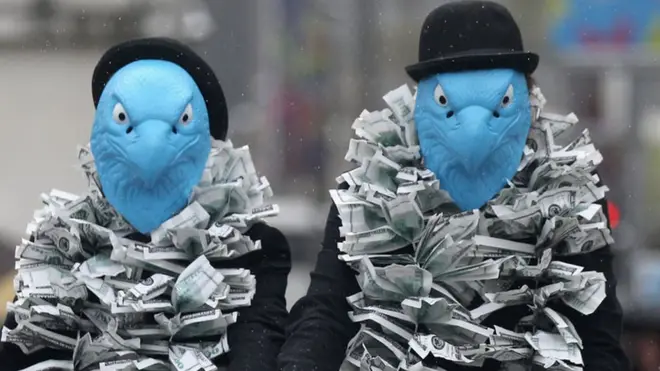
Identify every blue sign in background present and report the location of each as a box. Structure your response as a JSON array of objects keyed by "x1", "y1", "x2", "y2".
[{"x1": 549, "y1": 0, "x2": 660, "y2": 50}]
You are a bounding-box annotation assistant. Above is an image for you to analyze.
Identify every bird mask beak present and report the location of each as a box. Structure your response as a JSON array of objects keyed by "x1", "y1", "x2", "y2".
[{"x1": 124, "y1": 120, "x2": 176, "y2": 187}]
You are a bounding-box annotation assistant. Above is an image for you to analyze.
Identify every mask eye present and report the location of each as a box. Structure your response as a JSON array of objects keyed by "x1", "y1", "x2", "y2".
[
  {"x1": 179, "y1": 104, "x2": 193, "y2": 125},
  {"x1": 434, "y1": 84, "x2": 449, "y2": 107},
  {"x1": 501, "y1": 84, "x2": 514, "y2": 107},
  {"x1": 112, "y1": 103, "x2": 129, "y2": 124}
]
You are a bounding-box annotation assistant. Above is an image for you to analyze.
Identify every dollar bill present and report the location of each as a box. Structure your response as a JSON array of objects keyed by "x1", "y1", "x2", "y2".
[
  {"x1": 347, "y1": 292, "x2": 411, "y2": 323},
  {"x1": 1, "y1": 325, "x2": 46, "y2": 355},
  {"x1": 111, "y1": 299, "x2": 175, "y2": 315},
  {"x1": 331, "y1": 195, "x2": 388, "y2": 237},
  {"x1": 558, "y1": 227, "x2": 613, "y2": 256},
  {"x1": 192, "y1": 332, "x2": 230, "y2": 360},
  {"x1": 213, "y1": 287, "x2": 255, "y2": 309},
  {"x1": 341, "y1": 225, "x2": 409, "y2": 255},
  {"x1": 151, "y1": 202, "x2": 211, "y2": 246},
  {"x1": 222, "y1": 144, "x2": 258, "y2": 183},
  {"x1": 403, "y1": 297, "x2": 494, "y2": 344},
  {"x1": 358, "y1": 349, "x2": 398, "y2": 371},
  {"x1": 381, "y1": 193, "x2": 424, "y2": 241},
  {"x1": 73, "y1": 272, "x2": 117, "y2": 306},
  {"x1": 472, "y1": 236, "x2": 535, "y2": 257},
  {"x1": 383, "y1": 85, "x2": 414, "y2": 127},
  {"x1": 139, "y1": 341, "x2": 170, "y2": 356},
  {"x1": 98, "y1": 357, "x2": 170, "y2": 371},
  {"x1": 359, "y1": 152, "x2": 401, "y2": 192},
  {"x1": 538, "y1": 111, "x2": 579, "y2": 140},
  {"x1": 525, "y1": 330, "x2": 583, "y2": 366},
  {"x1": 94, "y1": 317, "x2": 142, "y2": 350},
  {"x1": 382, "y1": 84, "x2": 417, "y2": 147},
  {"x1": 526, "y1": 122, "x2": 555, "y2": 164},
  {"x1": 417, "y1": 236, "x2": 475, "y2": 280},
  {"x1": 33, "y1": 216, "x2": 86, "y2": 261},
  {"x1": 345, "y1": 139, "x2": 379, "y2": 165},
  {"x1": 167, "y1": 228, "x2": 224, "y2": 258},
  {"x1": 357, "y1": 257, "x2": 432, "y2": 302},
  {"x1": 172, "y1": 255, "x2": 225, "y2": 313},
  {"x1": 120, "y1": 325, "x2": 170, "y2": 340},
  {"x1": 169, "y1": 345, "x2": 217, "y2": 371},
  {"x1": 437, "y1": 257, "x2": 513, "y2": 282},
  {"x1": 383, "y1": 145, "x2": 421, "y2": 165},
  {"x1": 543, "y1": 307, "x2": 582, "y2": 348},
  {"x1": 109, "y1": 235, "x2": 186, "y2": 276},
  {"x1": 401, "y1": 297, "x2": 454, "y2": 323},
  {"x1": 560, "y1": 272, "x2": 606, "y2": 315},
  {"x1": 15, "y1": 264, "x2": 76, "y2": 290},
  {"x1": 409, "y1": 333, "x2": 473, "y2": 364},
  {"x1": 405, "y1": 361, "x2": 440, "y2": 371},
  {"x1": 345, "y1": 327, "x2": 407, "y2": 368},
  {"x1": 76, "y1": 254, "x2": 126, "y2": 278},
  {"x1": 26, "y1": 303, "x2": 96, "y2": 333},
  {"x1": 192, "y1": 181, "x2": 247, "y2": 221},
  {"x1": 416, "y1": 211, "x2": 479, "y2": 263},
  {"x1": 545, "y1": 261, "x2": 583, "y2": 278},
  {"x1": 340, "y1": 254, "x2": 416, "y2": 270},
  {"x1": 15, "y1": 239, "x2": 74, "y2": 267},
  {"x1": 352, "y1": 110, "x2": 405, "y2": 147},
  {"x1": 218, "y1": 204, "x2": 280, "y2": 228},
  {"x1": 61, "y1": 194, "x2": 98, "y2": 225},
  {"x1": 125, "y1": 274, "x2": 174, "y2": 301},
  {"x1": 15, "y1": 359, "x2": 74, "y2": 371},
  {"x1": 89, "y1": 196, "x2": 134, "y2": 234},
  {"x1": 154, "y1": 309, "x2": 237, "y2": 339},
  {"x1": 348, "y1": 310, "x2": 414, "y2": 342},
  {"x1": 3, "y1": 321, "x2": 77, "y2": 353}
]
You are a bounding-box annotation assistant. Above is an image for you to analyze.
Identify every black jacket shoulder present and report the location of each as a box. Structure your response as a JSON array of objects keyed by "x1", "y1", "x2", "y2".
[
  {"x1": 224, "y1": 221, "x2": 292, "y2": 371},
  {"x1": 278, "y1": 183, "x2": 362, "y2": 371}
]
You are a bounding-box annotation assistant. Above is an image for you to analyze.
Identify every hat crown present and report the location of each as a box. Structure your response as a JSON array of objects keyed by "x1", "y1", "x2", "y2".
[
  {"x1": 92, "y1": 37, "x2": 228, "y2": 140},
  {"x1": 418, "y1": 0, "x2": 524, "y2": 63}
]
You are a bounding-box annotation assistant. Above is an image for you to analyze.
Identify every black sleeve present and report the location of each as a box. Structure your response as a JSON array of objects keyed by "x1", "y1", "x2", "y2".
[
  {"x1": 226, "y1": 223, "x2": 291, "y2": 371},
  {"x1": 547, "y1": 197, "x2": 630, "y2": 371},
  {"x1": 278, "y1": 190, "x2": 361, "y2": 371},
  {"x1": 0, "y1": 297, "x2": 71, "y2": 371}
]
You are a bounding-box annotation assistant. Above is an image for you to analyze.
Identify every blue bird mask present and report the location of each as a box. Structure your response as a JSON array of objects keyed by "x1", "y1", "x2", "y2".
[
  {"x1": 414, "y1": 69, "x2": 531, "y2": 211},
  {"x1": 90, "y1": 60, "x2": 212, "y2": 233}
]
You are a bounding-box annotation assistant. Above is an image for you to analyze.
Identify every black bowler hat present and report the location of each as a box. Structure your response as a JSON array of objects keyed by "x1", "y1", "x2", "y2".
[
  {"x1": 405, "y1": 0, "x2": 539, "y2": 82},
  {"x1": 91, "y1": 37, "x2": 228, "y2": 140}
]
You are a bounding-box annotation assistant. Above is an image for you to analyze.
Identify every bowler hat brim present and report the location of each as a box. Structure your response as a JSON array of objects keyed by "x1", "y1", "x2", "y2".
[
  {"x1": 405, "y1": 50, "x2": 539, "y2": 82},
  {"x1": 92, "y1": 37, "x2": 228, "y2": 140}
]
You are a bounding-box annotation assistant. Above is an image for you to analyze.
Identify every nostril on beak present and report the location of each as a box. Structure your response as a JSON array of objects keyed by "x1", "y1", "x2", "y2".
[
  {"x1": 446, "y1": 111, "x2": 454, "y2": 118},
  {"x1": 126, "y1": 126, "x2": 133, "y2": 134},
  {"x1": 493, "y1": 111, "x2": 500, "y2": 118},
  {"x1": 172, "y1": 126, "x2": 178, "y2": 134}
]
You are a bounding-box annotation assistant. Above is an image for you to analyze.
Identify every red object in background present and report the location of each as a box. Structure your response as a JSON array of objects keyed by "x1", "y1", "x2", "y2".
[
  {"x1": 608, "y1": 200, "x2": 620, "y2": 229},
  {"x1": 579, "y1": 18, "x2": 633, "y2": 48}
]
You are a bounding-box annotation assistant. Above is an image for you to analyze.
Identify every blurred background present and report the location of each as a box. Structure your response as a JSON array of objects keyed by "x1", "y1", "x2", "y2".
[{"x1": 0, "y1": 0, "x2": 657, "y2": 369}]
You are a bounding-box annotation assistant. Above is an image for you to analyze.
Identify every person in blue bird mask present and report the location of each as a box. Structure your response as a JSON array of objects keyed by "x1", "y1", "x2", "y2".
[
  {"x1": 0, "y1": 38, "x2": 290, "y2": 371},
  {"x1": 279, "y1": 1, "x2": 629, "y2": 371}
]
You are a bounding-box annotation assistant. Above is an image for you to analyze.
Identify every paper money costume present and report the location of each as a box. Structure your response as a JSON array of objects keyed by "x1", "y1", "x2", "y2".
[
  {"x1": 0, "y1": 38, "x2": 291, "y2": 371},
  {"x1": 279, "y1": 2, "x2": 628, "y2": 371}
]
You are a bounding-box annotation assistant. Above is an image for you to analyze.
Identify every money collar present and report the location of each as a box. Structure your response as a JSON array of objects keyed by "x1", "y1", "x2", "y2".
[
  {"x1": 4, "y1": 139, "x2": 277, "y2": 370},
  {"x1": 333, "y1": 84, "x2": 613, "y2": 370}
]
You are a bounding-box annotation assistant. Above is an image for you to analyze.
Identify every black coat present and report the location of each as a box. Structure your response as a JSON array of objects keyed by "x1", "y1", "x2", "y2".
[
  {"x1": 0, "y1": 222, "x2": 291, "y2": 371},
  {"x1": 278, "y1": 184, "x2": 630, "y2": 371}
]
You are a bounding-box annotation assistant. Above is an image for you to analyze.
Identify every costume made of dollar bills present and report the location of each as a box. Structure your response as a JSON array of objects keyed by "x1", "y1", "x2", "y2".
[
  {"x1": 0, "y1": 38, "x2": 291, "y2": 371},
  {"x1": 278, "y1": 2, "x2": 627, "y2": 371}
]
